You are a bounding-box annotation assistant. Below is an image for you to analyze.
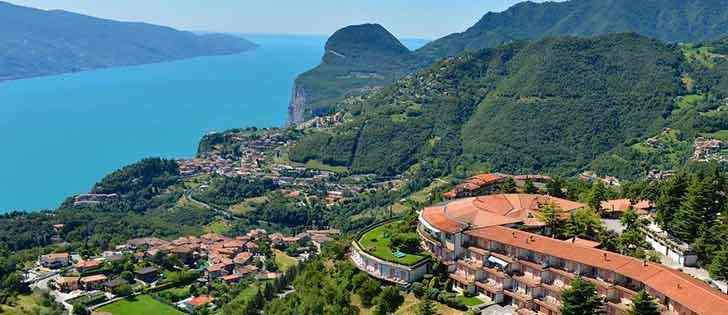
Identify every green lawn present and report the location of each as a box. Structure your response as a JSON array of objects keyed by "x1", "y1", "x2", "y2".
[
  {"x1": 456, "y1": 295, "x2": 486, "y2": 306},
  {"x1": 358, "y1": 223, "x2": 427, "y2": 266},
  {"x1": 274, "y1": 249, "x2": 297, "y2": 272},
  {"x1": 97, "y1": 295, "x2": 184, "y2": 315},
  {"x1": 304, "y1": 159, "x2": 349, "y2": 173}
]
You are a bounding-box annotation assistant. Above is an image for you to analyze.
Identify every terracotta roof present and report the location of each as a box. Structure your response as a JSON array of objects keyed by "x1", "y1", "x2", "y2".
[
  {"x1": 421, "y1": 194, "x2": 585, "y2": 233},
  {"x1": 233, "y1": 252, "x2": 253, "y2": 265},
  {"x1": 466, "y1": 226, "x2": 728, "y2": 315},
  {"x1": 80, "y1": 274, "x2": 107, "y2": 283},
  {"x1": 601, "y1": 199, "x2": 653, "y2": 214},
  {"x1": 222, "y1": 274, "x2": 242, "y2": 282},
  {"x1": 564, "y1": 237, "x2": 601, "y2": 248},
  {"x1": 188, "y1": 295, "x2": 213, "y2": 307},
  {"x1": 75, "y1": 260, "x2": 102, "y2": 269}
]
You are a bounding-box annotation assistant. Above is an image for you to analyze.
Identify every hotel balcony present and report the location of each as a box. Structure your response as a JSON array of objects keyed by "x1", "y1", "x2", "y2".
[
  {"x1": 482, "y1": 265, "x2": 509, "y2": 279},
  {"x1": 548, "y1": 267, "x2": 578, "y2": 281},
  {"x1": 417, "y1": 225, "x2": 440, "y2": 246},
  {"x1": 542, "y1": 281, "x2": 568, "y2": 296},
  {"x1": 476, "y1": 280, "x2": 504, "y2": 294},
  {"x1": 450, "y1": 271, "x2": 475, "y2": 285},
  {"x1": 505, "y1": 288, "x2": 533, "y2": 303},
  {"x1": 516, "y1": 257, "x2": 547, "y2": 271},
  {"x1": 607, "y1": 301, "x2": 632, "y2": 315},
  {"x1": 534, "y1": 297, "x2": 562, "y2": 314},
  {"x1": 514, "y1": 274, "x2": 542, "y2": 288}
]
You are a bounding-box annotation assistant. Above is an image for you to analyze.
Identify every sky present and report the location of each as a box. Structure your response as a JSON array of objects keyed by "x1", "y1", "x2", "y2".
[{"x1": 6, "y1": 0, "x2": 544, "y2": 39}]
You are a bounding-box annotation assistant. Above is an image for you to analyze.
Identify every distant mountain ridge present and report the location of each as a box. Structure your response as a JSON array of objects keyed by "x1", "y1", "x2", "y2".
[
  {"x1": 289, "y1": 0, "x2": 728, "y2": 123},
  {"x1": 289, "y1": 33, "x2": 728, "y2": 178},
  {"x1": 0, "y1": 1, "x2": 257, "y2": 81}
]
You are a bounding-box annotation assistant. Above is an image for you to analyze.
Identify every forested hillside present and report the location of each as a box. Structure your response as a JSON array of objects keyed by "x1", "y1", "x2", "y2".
[
  {"x1": 290, "y1": 24, "x2": 420, "y2": 121},
  {"x1": 290, "y1": 0, "x2": 728, "y2": 122},
  {"x1": 290, "y1": 33, "x2": 728, "y2": 178},
  {"x1": 417, "y1": 0, "x2": 728, "y2": 62},
  {"x1": 0, "y1": 1, "x2": 257, "y2": 81}
]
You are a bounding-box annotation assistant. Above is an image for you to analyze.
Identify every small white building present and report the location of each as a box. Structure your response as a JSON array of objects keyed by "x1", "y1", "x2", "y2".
[{"x1": 644, "y1": 223, "x2": 698, "y2": 267}]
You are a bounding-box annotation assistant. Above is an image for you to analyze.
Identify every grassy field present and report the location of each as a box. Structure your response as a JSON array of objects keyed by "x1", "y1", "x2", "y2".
[
  {"x1": 273, "y1": 249, "x2": 298, "y2": 272},
  {"x1": 304, "y1": 159, "x2": 349, "y2": 173},
  {"x1": 1, "y1": 292, "x2": 61, "y2": 315},
  {"x1": 97, "y1": 295, "x2": 184, "y2": 315},
  {"x1": 358, "y1": 223, "x2": 427, "y2": 266},
  {"x1": 229, "y1": 196, "x2": 268, "y2": 215},
  {"x1": 204, "y1": 219, "x2": 231, "y2": 234}
]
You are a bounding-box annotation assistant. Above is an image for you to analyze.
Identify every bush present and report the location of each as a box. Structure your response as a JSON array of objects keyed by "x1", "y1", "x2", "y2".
[
  {"x1": 411, "y1": 282, "x2": 425, "y2": 298},
  {"x1": 390, "y1": 233, "x2": 420, "y2": 254}
]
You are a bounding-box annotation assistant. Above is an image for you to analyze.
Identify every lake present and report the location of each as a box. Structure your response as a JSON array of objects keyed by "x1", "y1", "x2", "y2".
[{"x1": 0, "y1": 34, "x2": 428, "y2": 213}]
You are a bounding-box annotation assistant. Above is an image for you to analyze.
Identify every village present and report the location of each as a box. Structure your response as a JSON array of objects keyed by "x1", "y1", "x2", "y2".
[{"x1": 27, "y1": 227, "x2": 339, "y2": 314}]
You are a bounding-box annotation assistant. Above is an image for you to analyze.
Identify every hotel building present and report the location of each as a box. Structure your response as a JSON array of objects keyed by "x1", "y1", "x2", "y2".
[{"x1": 418, "y1": 194, "x2": 728, "y2": 315}]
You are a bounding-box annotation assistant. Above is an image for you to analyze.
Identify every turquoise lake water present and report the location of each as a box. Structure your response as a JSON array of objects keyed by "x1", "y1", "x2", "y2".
[{"x1": 1, "y1": 34, "x2": 429, "y2": 213}]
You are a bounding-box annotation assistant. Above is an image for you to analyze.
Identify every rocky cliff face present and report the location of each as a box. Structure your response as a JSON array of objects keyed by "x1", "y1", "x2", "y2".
[{"x1": 287, "y1": 84, "x2": 307, "y2": 125}]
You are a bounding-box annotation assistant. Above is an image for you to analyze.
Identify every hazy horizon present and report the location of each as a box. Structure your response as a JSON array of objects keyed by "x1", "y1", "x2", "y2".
[{"x1": 4, "y1": 0, "x2": 548, "y2": 39}]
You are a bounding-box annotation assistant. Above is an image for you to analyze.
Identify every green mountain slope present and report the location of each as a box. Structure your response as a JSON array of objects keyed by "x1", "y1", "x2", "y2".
[
  {"x1": 289, "y1": 0, "x2": 728, "y2": 123},
  {"x1": 289, "y1": 33, "x2": 728, "y2": 178},
  {"x1": 0, "y1": 1, "x2": 257, "y2": 81},
  {"x1": 288, "y1": 24, "x2": 419, "y2": 122}
]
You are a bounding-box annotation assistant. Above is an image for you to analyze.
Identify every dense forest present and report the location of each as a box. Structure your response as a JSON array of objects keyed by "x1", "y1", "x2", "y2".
[
  {"x1": 291, "y1": 0, "x2": 728, "y2": 122},
  {"x1": 291, "y1": 33, "x2": 708, "y2": 178}
]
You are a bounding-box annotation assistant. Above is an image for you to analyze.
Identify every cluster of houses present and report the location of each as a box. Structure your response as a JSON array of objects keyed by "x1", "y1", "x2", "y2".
[
  {"x1": 443, "y1": 173, "x2": 553, "y2": 199},
  {"x1": 36, "y1": 228, "x2": 338, "y2": 313}
]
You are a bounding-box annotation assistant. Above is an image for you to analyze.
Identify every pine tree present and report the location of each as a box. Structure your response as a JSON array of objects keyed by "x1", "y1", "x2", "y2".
[
  {"x1": 524, "y1": 179, "x2": 538, "y2": 193},
  {"x1": 499, "y1": 177, "x2": 516, "y2": 193},
  {"x1": 415, "y1": 296, "x2": 438, "y2": 315},
  {"x1": 654, "y1": 173, "x2": 688, "y2": 228},
  {"x1": 708, "y1": 250, "x2": 728, "y2": 280},
  {"x1": 628, "y1": 290, "x2": 660, "y2": 315},
  {"x1": 671, "y1": 178, "x2": 712, "y2": 242},
  {"x1": 561, "y1": 277, "x2": 604, "y2": 315}
]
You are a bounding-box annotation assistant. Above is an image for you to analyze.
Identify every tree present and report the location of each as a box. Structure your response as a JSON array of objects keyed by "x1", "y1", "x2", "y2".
[
  {"x1": 120, "y1": 271, "x2": 134, "y2": 283},
  {"x1": 654, "y1": 173, "x2": 688, "y2": 228},
  {"x1": 619, "y1": 208, "x2": 640, "y2": 231},
  {"x1": 708, "y1": 250, "x2": 728, "y2": 280},
  {"x1": 351, "y1": 273, "x2": 369, "y2": 291},
  {"x1": 628, "y1": 290, "x2": 660, "y2": 315},
  {"x1": 499, "y1": 177, "x2": 516, "y2": 193},
  {"x1": 415, "y1": 296, "x2": 438, "y2": 315},
  {"x1": 546, "y1": 178, "x2": 565, "y2": 197},
  {"x1": 671, "y1": 178, "x2": 714, "y2": 242},
  {"x1": 374, "y1": 287, "x2": 404, "y2": 314},
  {"x1": 565, "y1": 208, "x2": 604, "y2": 239},
  {"x1": 263, "y1": 280, "x2": 275, "y2": 299},
  {"x1": 72, "y1": 303, "x2": 90, "y2": 315},
  {"x1": 523, "y1": 179, "x2": 538, "y2": 193},
  {"x1": 113, "y1": 283, "x2": 133, "y2": 297},
  {"x1": 586, "y1": 181, "x2": 607, "y2": 214},
  {"x1": 537, "y1": 203, "x2": 562, "y2": 237},
  {"x1": 561, "y1": 277, "x2": 604, "y2": 315},
  {"x1": 357, "y1": 279, "x2": 382, "y2": 308}
]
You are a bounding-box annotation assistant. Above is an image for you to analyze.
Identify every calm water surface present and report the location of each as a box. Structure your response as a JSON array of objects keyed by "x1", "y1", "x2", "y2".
[{"x1": 0, "y1": 35, "x2": 428, "y2": 212}]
